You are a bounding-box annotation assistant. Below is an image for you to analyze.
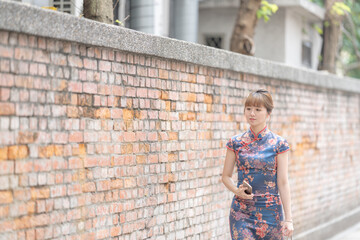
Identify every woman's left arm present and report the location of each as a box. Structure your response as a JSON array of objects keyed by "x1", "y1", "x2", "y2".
[{"x1": 277, "y1": 151, "x2": 294, "y2": 236}]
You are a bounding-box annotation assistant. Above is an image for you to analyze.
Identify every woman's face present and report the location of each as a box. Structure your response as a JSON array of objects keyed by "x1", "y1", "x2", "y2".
[{"x1": 244, "y1": 104, "x2": 269, "y2": 128}]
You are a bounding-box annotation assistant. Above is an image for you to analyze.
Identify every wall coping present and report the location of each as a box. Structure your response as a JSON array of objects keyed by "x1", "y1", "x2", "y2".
[{"x1": 1, "y1": 0, "x2": 360, "y2": 94}]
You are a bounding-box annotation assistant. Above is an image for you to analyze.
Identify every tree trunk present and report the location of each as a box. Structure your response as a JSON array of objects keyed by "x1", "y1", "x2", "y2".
[
  {"x1": 318, "y1": 0, "x2": 344, "y2": 73},
  {"x1": 83, "y1": 0, "x2": 114, "y2": 24},
  {"x1": 230, "y1": 0, "x2": 262, "y2": 55}
]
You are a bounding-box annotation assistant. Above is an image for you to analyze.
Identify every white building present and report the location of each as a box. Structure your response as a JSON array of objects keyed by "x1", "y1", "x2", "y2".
[
  {"x1": 12, "y1": 0, "x2": 325, "y2": 70},
  {"x1": 198, "y1": 0, "x2": 325, "y2": 70}
]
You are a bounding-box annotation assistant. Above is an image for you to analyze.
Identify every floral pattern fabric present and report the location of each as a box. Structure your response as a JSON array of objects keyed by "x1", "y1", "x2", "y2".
[{"x1": 226, "y1": 126, "x2": 290, "y2": 240}]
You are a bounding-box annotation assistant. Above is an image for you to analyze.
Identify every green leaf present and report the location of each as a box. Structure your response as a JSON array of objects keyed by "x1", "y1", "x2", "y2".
[{"x1": 313, "y1": 24, "x2": 323, "y2": 35}]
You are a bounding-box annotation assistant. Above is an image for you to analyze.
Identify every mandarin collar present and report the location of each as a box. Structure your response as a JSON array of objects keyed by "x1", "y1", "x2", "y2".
[{"x1": 249, "y1": 125, "x2": 269, "y2": 140}]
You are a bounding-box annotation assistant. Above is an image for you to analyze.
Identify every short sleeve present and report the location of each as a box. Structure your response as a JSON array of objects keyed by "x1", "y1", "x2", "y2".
[
  {"x1": 226, "y1": 137, "x2": 235, "y2": 152},
  {"x1": 277, "y1": 138, "x2": 290, "y2": 154}
]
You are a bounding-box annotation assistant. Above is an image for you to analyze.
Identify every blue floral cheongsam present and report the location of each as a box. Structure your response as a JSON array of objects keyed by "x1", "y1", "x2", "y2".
[{"x1": 226, "y1": 126, "x2": 290, "y2": 240}]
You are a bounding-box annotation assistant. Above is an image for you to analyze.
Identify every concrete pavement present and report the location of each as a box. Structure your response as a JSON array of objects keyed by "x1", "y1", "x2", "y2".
[{"x1": 328, "y1": 222, "x2": 360, "y2": 240}]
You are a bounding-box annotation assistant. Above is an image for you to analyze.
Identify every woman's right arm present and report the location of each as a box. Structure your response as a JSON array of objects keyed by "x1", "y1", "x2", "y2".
[
  {"x1": 221, "y1": 149, "x2": 253, "y2": 199},
  {"x1": 221, "y1": 149, "x2": 238, "y2": 194}
]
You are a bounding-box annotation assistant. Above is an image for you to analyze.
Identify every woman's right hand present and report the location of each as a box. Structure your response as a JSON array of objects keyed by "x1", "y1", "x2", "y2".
[{"x1": 234, "y1": 185, "x2": 254, "y2": 200}]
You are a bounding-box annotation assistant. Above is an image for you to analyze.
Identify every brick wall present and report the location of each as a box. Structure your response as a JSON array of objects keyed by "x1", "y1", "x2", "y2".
[{"x1": 1, "y1": 5, "x2": 360, "y2": 240}]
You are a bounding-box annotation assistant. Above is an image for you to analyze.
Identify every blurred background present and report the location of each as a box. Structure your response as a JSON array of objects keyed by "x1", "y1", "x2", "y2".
[{"x1": 10, "y1": 0, "x2": 360, "y2": 79}]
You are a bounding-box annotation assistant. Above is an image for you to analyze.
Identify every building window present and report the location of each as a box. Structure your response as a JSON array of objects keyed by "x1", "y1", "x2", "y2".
[
  {"x1": 52, "y1": 0, "x2": 73, "y2": 14},
  {"x1": 302, "y1": 41, "x2": 312, "y2": 68},
  {"x1": 204, "y1": 35, "x2": 223, "y2": 49}
]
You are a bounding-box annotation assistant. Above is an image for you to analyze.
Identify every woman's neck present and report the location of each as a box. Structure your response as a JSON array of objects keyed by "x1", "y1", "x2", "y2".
[{"x1": 250, "y1": 124, "x2": 267, "y2": 136}]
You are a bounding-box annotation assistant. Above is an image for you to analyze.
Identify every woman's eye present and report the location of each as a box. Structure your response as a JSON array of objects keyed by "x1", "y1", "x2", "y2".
[{"x1": 256, "y1": 109, "x2": 261, "y2": 111}]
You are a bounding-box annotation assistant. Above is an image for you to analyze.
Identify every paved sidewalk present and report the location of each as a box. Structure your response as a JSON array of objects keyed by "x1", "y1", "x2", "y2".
[{"x1": 328, "y1": 222, "x2": 360, "y2": 240}]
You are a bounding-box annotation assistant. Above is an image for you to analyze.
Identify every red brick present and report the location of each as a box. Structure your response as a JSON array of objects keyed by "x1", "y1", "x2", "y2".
[
  {"x1": 126, "y1": 65, "x2": 136, "y2": 74},
  {"x1": 52, "y1": 132, "x2": 68, "y2": 144},
  {"x1": 0, "y1": 73, "x2": 14, "y2": 87},
  {"x1": 0, "y1": 147, "x2": 8, "y2": 161},
  {"x1": 0, "y1": 31, "x2": 9, "y2": 45},
  {"x1": 84, "y1": 156, "x2": 97, "y2": 167},
  {"x1": 30, "y1": 187, "x2": 50, "y2": 199},
  {"x1": 84, "y1": 58, "x2": 97, "y2": 70},
  {"x1": 148, "y1": 132, "x2": 158, "y2": 141},
  {"x1": 68, "y1": 55, "x2": 83, "y2": 68},
  {"x1": 14, "y1": 47, "x2": 33, "y2": 60},
  {"x1": 159, "y1": 69, "x2": 168, "y2": 79},
  {"x1": 0, "y1": 206, "x2": 9, "y2": 218},
  {"x1": 51, "y1": 53, "x2": 67, "y2": 66},
  {"x1": 97, "y1": 180, "x2": 111, "y2": 191},
  {"x1": 33, "y1": 50, "x2": 50, "y2": 63},
  {"x1": 112, "y1": 85, "x2": 123, "y2": 96},
  {"x1": 136, "y1": 88, "x2": 148, "y2": 98},
  {"x1": 110, "y1": 226, "x2": 122, "y2": 237},
  {"x1": 67, "y1": 184, "x2": 82, "y2": 195},
  {"x1": 99, "y1": 60, "x2": 111, "y2": 71},
  {"x1": 137, "y1": 66, "x2": 147, "y2": 76},
  {"x1": 67, "y1": 106, "x2": 80, "y2": 118},
  {"x1": 96, "y1": 228, "x2": 109, "y2": 239},
  {"x1": 38, "y1": 63, "x2": 47, "y2": 76},
  {"x1": 0, "y1": 59, "x2": 10, "y2": 72},
  {"x1": 0, "y1": 191, "x2": 13, "y2": 204},
  {"x1": 69, "y1": 131, "x2": 83, "y2": 143},
  {"x1": 0, "y1": 103, "x2": 15, "y2": 115},
  {"x1": 15, "y1": 160, "x2": 33, "y2": 174},
  {"x1": 95, "y1": 108, "x2": 110, "y2": 119},
  {"x1": 0, "y1": 46, "x2": 13, "y2": 58},
  {"x1": 83, "y1": 83, "x2": 97, "y2": 94},
  {"x1": 8, "y1": 145, "x2": 29, "y2": 160},
  {"x1": 112, "y1": 62, "x2": 123, "y2": 73},
  {"x1": 38, "y1": 145, "x2": 54, "y2": 158},
  {"x1": 50, "y1": 185, "x2": 66, "y2": 197},
  {"x1": 0, "y1": 161, "x2": 13, "y2": 174},
  {"x1": 82, "y1": 182, "x2": 96, "y2": 192},
  {"x1": 68, "y1": 81, "x2": 82, "y2": 93},
  {"x1": 69, "y1": 157, "x2": 83, "y2": 169},
  {"x1": 123, "y1": 132, "x2": 136, "y2": 142}
]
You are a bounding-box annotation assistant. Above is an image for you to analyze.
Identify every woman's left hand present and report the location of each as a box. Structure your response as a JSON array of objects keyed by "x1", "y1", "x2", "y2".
[{"x1": 282, "y1": 221, "x2": 294, "y2": 238}]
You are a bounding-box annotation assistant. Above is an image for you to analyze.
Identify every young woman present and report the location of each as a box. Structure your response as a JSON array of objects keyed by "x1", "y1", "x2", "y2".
[{"x1": 222, "y1": 89, "x2": 294, "y2": 239}]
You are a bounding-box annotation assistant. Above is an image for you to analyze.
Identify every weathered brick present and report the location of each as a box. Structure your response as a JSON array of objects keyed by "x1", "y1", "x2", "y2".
[
  {"x1": 8, "y1": 145, "x2": 29, "y2": 160},
  {"x1": 14, "y1": 47, "x2": 33, "y2": 60},
  {"x1": 99, "y1": 60, "x2": 111, "y2": 71},
  {"x1": 33, "y1": 50, "x2": 50, "y2": 63},
  {"x1": 0, "y1": 46, "x2": 13, "y2": 58},
  {"x1": 51, "y1": 53, "x2": 67, "y2": 66},
  {"x1": 95, "y1": 108, "x2": 110, "y2": 119},
  {"x1": 0, "y1": 103, "x2": 15, "y2": 116},
  {"x1": 83, "y1": 82, "x2": 97, "y2": 94},
  {"x1": 0, "y1": 73, "x2": 14, "y2": 87},
  {"x1": 68, "y1": 131, "x2": 83, "y2": 143},
  {"x1": 0, "y1": 191, "x2": 13, "y2": 204},
  {"x1": 31, "y1": 187, "x2": 50, "y2": 199},
  {"x1": 68, "y1": 81, "x2": 82, "y2": 93},
  {"x1": 0, "y1": 31, "x2": 9, "y2": 44},
  {"x1": 68, "y1": 55, "x2": 83, "y2": 68},
  {"x1": 82, "y1": 182, "x2": 96, "y2": 192},
  {"x1": 159, "y1": 69, "x2": 168, "y2": 79}
]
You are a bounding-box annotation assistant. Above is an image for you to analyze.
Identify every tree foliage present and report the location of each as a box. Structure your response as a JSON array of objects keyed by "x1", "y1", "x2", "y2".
[{"x1": 311, "y1": 0, "x2": 360, "y2": 78}]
